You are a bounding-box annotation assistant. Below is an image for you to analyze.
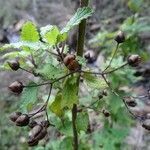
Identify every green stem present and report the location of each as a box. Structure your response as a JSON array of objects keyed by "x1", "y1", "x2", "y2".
[{"x1": 72, "y1": 0, "x2": 89, "y2": 150}]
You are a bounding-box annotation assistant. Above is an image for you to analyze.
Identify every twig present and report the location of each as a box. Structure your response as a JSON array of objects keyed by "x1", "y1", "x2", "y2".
[
  {"x1": 103, "y1": 43, "x2": 119, "y2": 72},
  {"x1": 101, "y1": 74, "x2": 139, "y2": 119}
]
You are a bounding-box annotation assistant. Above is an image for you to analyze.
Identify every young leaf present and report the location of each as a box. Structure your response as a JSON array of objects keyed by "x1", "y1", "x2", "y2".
[
  {"x1": 61, "y1": 7, "x2": 93, "y2": 33},
  {"x1": 20, "y1": 82, "x2": 38, "y2": 112},
  {"x1": 61, "y1": 76, "x2": 78, "y2": 109},
  {"x1": 49, "y1": 92, "x2": 64, "y2": 118},
  {"x1": 76, "y1": 111, "x2": 89, "y2": 133},
  {"x1": 83, "y1": 73, "x2": 108, "y2": 89},
  {"x1": 21, "y1": 21, "x2": 40, "y2": 42},
  {"x1": 40, "y1": 25, "x2": 60, "y2": 45}
]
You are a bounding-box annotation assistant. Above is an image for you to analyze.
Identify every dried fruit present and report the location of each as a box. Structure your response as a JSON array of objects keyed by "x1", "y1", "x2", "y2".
[
  {"x1": 28, "y1": 139, "x2": 39, "y2": 147},
  {"x1": 15, "y1": 114, "x2": 30, "y2": 126},
  {"x1": 29, "y1": 125, "x2": 42, "y2": 139},
  {"x1": 34, "y1": 127, "x2": 47, "y2": 141},
  {"x1": 124, "y1": 97, "x2": 137, "y2": 107},
  {"x1": 28, "y1": 120, "x2": 37, "y2": 128},
  {"x1": 8, "y1": 60, "x2": 20, "y2": 71},
  {"x1": 8, "y1": 81, "x2": 24, "y2": 94},
  {"x1": 9, "y1": 112, "x2": 22, "y2": 122},
  {"x1": 102, "y1": 109, "x2": 110, "y2": 117},
  {"x1": 84, "y1": 50, "x2": 96, "y2": 63},
  {"x1": 142, "y1": 119, "x2": 150, "y2": 130},
  {"x1": 41, "y1": 120, "x2": 50, "y2": 128},
  {"x1": 115, "y1": 31, "x2": 125, "y2": 43},
  {"x1": 63, "y1": 54, "x2": 75, "y2": 66},
  {"x1": 127, "y1": 54, "x2": 141, "y2": 67},
  {"x1": 63, "y1": 54, "x2": 79, "y2": 71}
]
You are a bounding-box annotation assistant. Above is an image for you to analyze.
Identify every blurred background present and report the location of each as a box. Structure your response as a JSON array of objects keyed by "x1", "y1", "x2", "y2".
[{"x1": 0, "y1": 0, "x2": 150, "y2": 150}]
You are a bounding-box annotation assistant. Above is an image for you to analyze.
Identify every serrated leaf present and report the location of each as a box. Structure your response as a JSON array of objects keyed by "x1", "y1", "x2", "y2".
[
  {"x1": 21, "y1": 21, "x2": 39, "y2": 42},
  {"x1": 35, "y1": 63, "x2": 65, "y2": 80},
  {"x1": 40, "y1": 25, "x2": 60, "y2": 45},
  {"x1": 61, "y1": 7, "x2": 93, "y2": 33},
  {"x1": 76, "y1": 111, "x2": 89, "y2": 132},
  {"x1": 49, "y1": 92, "x2": 64, "y2": 117},
  {"x1": 61, "y1": 76, "x2": 78, "y2": 109},
  {"x1": 20, "y1": 82, "x2": 38, "y2": 112},
  {"x1": 83, "y1": 73, "x2": 107, "y2": 89},
  {"x1": 1, "y1": 42, "x2": 51, "y2": 51}
]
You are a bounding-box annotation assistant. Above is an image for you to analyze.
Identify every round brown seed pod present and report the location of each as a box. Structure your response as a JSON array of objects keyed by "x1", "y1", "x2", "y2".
[
  {"x1": 8, "y1": 81, "x2": 24, "y2": 94},
  {"x1": 9, "y1": 112, "x2": 22, "y2": 122},
  {"x1": 142, "y1": 119, "x2": 150, "y2": 130},
  {"x1": 67, "y1": 59, "x2": 80, "y2": 71},
  {"x1": 15, "y1": 114, "x2": 30, "y2": 126},
  {"x1": 127, "y1": 54, "x2": 141, "y2": 67},
  {"x1": 63, "y1": 54, "x2": 76, "y2": 66},
  {"x1": 115, "y1": 31, "x2": 125, "y2": 43},
  {"x1": 8, "y1": 60, "x2": 20, "y2": 71}
]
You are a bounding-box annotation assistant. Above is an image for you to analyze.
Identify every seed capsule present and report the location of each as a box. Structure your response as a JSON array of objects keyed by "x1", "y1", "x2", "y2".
[
  {"x1": 41, "y1": 120, "x2": 50, "y2": 128},
  {"x1": 142, "y1": 119, "x2": 150, "y2": 130},
  {"x1": 34, "y1": 127, "x2": 47, "y2": 141},
  {"x1": 29, "y1": 125, "x2": 42, "y2": 139},
  {"x1": 28, "y1": 139, "x2": 39, "y2": 147},
  {"x1": 124, "y1": 97, "x2": 137, "y2": 107},
  {"x1": 102, "y1": 109, "x2": 110, "y2": 117},
  {"x1": 8, "y1": 81, "x2": 24, "y2": 94},
  {"x1": 8, "y1": 60, "x2": 20, "y2": 71},
  {"x1": 15, "y1": 114, "x2": 30, "y2": 126},
  {"x1": 63, "y1": 54, "x2": 75, "y2": 66},
  {"x1": 127, "y1": 54, "x2": 141, "y2": 67},
  {"x1": 9, "y1": 112, "x2": 22, "y2": 122},
  {"x1": 115, "y1": 31, "x2": 125, "y2": 43},
  {"x1": 28, "y1": 120, "x2": 37, "y2": 128}
]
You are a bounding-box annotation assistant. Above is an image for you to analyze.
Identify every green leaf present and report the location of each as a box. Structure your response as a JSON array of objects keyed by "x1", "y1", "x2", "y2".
[
  {"x1": 61, "y1": 7, "x2": 93, "y2": 33},
  {"x1": 83, "y1": 73, "x2": 107, "y2": 89},
  {"x1": 35, "y1": 63, "x2": 65, "y2": 80},
  {"x1": 57, "y1": 32, "x2": 68, "y2": 43},
  {"x1": 61, "y1": 76, "x2": 78, "y2": 109},
  {"x1": 59, "y1": 137, "x2": 73, "y2": 150},
  {"x1": 128, "y1": 0, "x2": 143, "y2": 12},
  {"x1": 49, "y1": 92, "x2": 64, "y2": 117},
  {"x1": 76, "y1": 111, "x2": 89, "y2": 132},
  {"x1": 20, "y1": 82, "x2": 38, "y2": 112},
  {"x1": 40, "y1": 25, "x2": 60, "y2": 45},
  {"x1": 1, "y1": 41, "x2": 51, "y2": 51},
  {"x1": 21, "y1": 21, "x2": 40, "y2": 42}
]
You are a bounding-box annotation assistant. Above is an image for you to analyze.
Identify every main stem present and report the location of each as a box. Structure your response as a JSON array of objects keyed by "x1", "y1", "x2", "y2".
[{"x1": 72, "y1": 0, "x2": 89, "y2": 150}]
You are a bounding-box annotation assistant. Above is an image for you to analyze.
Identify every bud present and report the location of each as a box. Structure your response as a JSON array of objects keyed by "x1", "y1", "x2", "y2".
[
  {"x1": 115, "y1": 31, "x2": 125, "y2": 43},
  {"x1": 8, "y1": 60, "x2": 20, "y2": 71},
  {"x1": 28, "y1": 120, "x2": 37, "y2": 128},
  {"x1": 8, "y1": 81, "x2": 24, "y2": 94},
  {"x1": 15, "y1": 114, "x2": 30, "y2": 126},
  {"x1": 9, "y1": 112, "x2": 22, "y2": 122},
  {"x1": 142, "y1": 119, "x2": 150, "y2": 130},
  {"x1": 124, "y1": 97, "x2": 137, "y2": 107},
  {"x1": 102, "y1": 109, "x2": 110, "y2": 117},
  {"x1": 127, "y1": 54, "x2": 141, "y2": 67}
]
